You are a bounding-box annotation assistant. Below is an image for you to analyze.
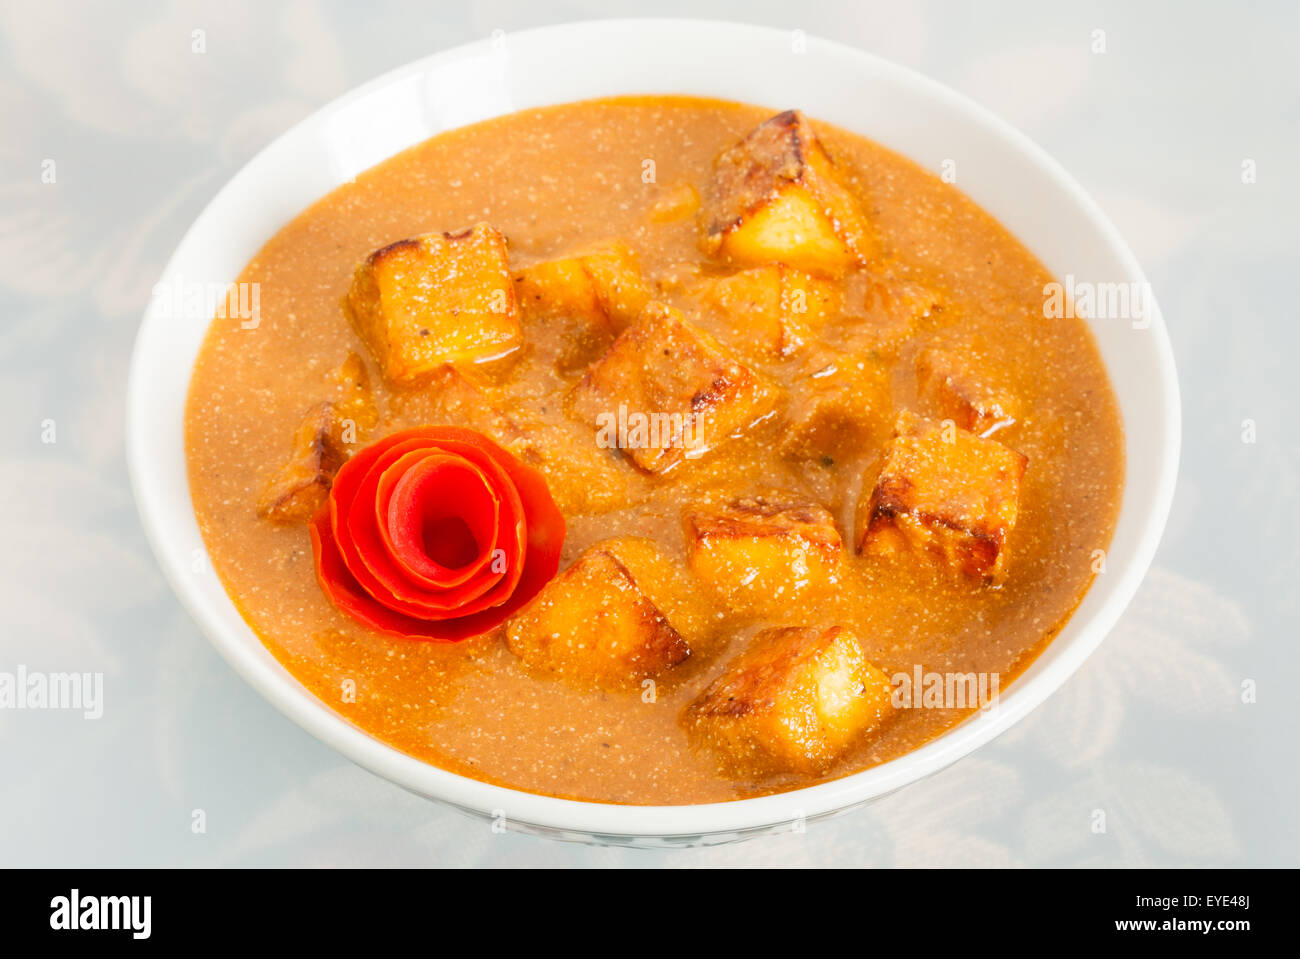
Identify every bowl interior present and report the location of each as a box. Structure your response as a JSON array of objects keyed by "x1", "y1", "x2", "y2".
[{"x1": 127, "y1": 18, "x2": 1179, "y2": 841}]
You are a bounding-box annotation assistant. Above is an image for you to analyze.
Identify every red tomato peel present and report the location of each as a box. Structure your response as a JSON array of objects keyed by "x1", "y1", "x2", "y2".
[{"x1": 309, "y1": 426, "x2": 566, "y2": 641}]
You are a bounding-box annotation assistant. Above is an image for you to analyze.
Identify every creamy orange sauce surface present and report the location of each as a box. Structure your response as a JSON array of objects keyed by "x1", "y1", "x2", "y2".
[{"x1": 185, "y1": 97, "x2": 1123, "y2": 804}]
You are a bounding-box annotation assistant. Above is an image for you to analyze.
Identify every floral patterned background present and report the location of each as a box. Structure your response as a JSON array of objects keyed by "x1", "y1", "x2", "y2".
[{"x1": 1, "y1": 0, "x2": 1295, "y2": 866}]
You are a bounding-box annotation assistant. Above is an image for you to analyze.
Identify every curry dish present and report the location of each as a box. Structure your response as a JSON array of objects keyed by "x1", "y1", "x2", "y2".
[{"x1": 186, "y1": 96, "x2": 1124, "y2": 804}]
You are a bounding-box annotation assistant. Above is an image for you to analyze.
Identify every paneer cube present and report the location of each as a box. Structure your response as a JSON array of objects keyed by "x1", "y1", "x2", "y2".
[
  {"x1": 693, "y1": 265, "x2": 840, "y2": 358},
  {"x1": 576, "y1": 240, "x2": 654, "y2": 328},
  {"x1": 856, "y1": 412, "x2": 1028, "y2": 584},
  {"x1": 567, "y1": 303, "x2": 778, "y2": 474},
  {"x1": 514, "y1": 256, "x2": 610, "y2": 374},
  {"x1": 779, "y1": 352, "x2": 894, "y2": 464},
  {"x1": 506, "y1": 539, "x2": 691, "y2": 690},
  {"x1": 257, "y1": 402, "x2": 348, "y2": 524},
  {"x1": 514, "y1": 240, "x2": 651, "y2": 331},
  {"x1": 683, "y1": 625, "x2": 893, "y2": 776},
  {"x1": 915, "y1": 346, "x2": 1019, "y2": 437},
  {"x1": 345, "y1": 223, "x2": 520, "y2": 384},
  {"x1": 684, "y1": 494, "x2": 843, "y2": 615},
  {"x1": 514, "y1": 256, "x2": 604, "y2": 326},
  {"x1": 700, "y1": 110, "x2": 875, "y2": 275},
  {"x1": 514, "y1": 240, "x2": 654, "y2": 372}
]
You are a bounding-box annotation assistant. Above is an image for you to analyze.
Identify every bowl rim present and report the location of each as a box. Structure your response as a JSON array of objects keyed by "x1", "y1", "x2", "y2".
[{"x1": 126, "y1": 17, "x2": 1181, "y2": 839}]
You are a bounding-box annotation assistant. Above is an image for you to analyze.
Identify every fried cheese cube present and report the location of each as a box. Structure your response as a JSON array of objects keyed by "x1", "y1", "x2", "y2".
[
  {"x1": 567, "y1": 303, "x2": 778, "y2": 474},
  {"x1": 915, "y1": 347, "x2": 1019, "y2": 437},
  {"x1": 514, "y1": 239, "x2": 652, "y2": 333},
  {"x1": 694, "y1": 265, "x2": 840, "y2": 358},
  {"x1": 345, "y1": 223, "x2": 520, "y2": 384},
  {"x1": 514, "y1": 240, "x2": 653, "y2": 372},
  {"x1": 577, "y1": 240, "x2": 654, "y2": 328},
  {"x1": 515, "y1": 253, "x2": 616, "y2": 373},
  {"x1": 856, "y1": 412, "x2": 1028, "y2": 584},
  {"x1": 506, "y1": 539, "x2": 691, "y2": 690},
  {"x1": 257, "y1": 402, "x2": 348, "y2": 524},
  {"x1": 514, "y1": 256, "x2": 603, "y2": 325},
  {"x1": 683, "y1": 625, "x2": 893, "y2": 776},
  {"x1": 684, "y1": 494, "x2": 842, "y2": 615},
  {"x1": 700, "y1": 110, "x2": 875, "y2": 275}
]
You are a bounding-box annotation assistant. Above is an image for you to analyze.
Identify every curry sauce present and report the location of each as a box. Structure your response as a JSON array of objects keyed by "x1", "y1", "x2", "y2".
[{"x1": 185, "y1": 96, "x2": 1123, "y2": 804}]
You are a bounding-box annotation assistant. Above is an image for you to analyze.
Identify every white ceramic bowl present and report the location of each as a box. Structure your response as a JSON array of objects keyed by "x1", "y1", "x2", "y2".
[{"x1": 127, "y1": 18, "x2": 1180, "y2": 846}]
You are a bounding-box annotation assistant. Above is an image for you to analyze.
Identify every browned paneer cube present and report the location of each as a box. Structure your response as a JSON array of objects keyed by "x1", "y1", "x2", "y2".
[
  {"x1": 567, "y1": 303, "x2": 779, "y2": 474},
  {"x1": 514, "y1": 239, "x2": 652, "y2": 333},
  {"x1": 506, "y1": 539, "x2": 691, "y2": 690},
  {"x1": 684, "y1": 626, "x2": 894, "y2": 776},
  {"x1": 915, "y1": 346, "x2": 1019, "y2": 437},
  {"x1": 700, "y1": 110, "x2": 875, "y2": 275},
  {"x1": 345, "y1": 223, "x2": 520, "y2": 384},
  {"x1": 576, "y1": 240, "x2": 654, "y2": 328},
  {"x1": 779, "y1": 351, "x2": 894, "y2": 464},
  {"x1": 693, "y1": 265, "x2": 840, "y2": 358},
  {"x1": 514, "y1": 240, "x2": 653, "y2": 372},
  {"x1": 684, "y1": 494, "x2": 843, "y2": 616},
  {"x1": 257, "y1": 402, "x2": 348, "y2": 524},
  {"x1": 856, "y1": 412, "x2": 1028, "y2": 584},
  {"x1": 515, "y1": 255, "x2": 598, "y2": 323}
]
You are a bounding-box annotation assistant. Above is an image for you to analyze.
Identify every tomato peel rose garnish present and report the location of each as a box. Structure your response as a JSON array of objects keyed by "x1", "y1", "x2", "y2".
[{"x1": 309, "y1": 426, "x2": 565, "y2": 641}]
